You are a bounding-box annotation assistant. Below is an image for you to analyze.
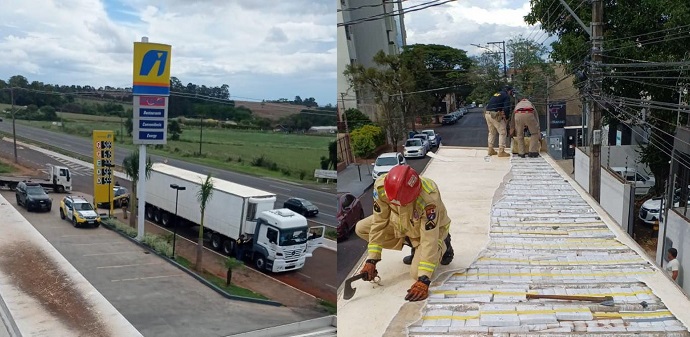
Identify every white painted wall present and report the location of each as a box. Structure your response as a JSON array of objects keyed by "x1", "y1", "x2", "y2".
[
  {"x1": 573, "y1": 147, "x2": 633, "y2": 232},
  {"x1": 657, "y1": 210, "x2": 690, "y2": 291},
  {"x1": 580, "y1": 145, "x2": 651, "y2": 175}
]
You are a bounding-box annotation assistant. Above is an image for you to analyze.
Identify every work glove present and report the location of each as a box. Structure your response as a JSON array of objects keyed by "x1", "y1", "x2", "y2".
[
  {"x1": 360, "y1": 259, "x2": 379, "y2": 281},
  {"x1": 405, "y1": 276, "x2": 431, "y2": 302}
]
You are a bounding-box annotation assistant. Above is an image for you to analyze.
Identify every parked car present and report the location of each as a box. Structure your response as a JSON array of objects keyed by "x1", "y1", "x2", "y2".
[
  {"x1": 372, "y1": 152, "x2": 406, "y2": 180},
  {"x1": 404, "y1": 138, "x2": 427, "y2": 158},
  {"x1": 413, "y1": 133, "x2": 431, "y2": 152},
  {"x1": 441, "y1": 114, "x2": 456, "y2": 125},
  {"x1": 59, "y1": 195, "x2": 101, "y2": 228},
  {"x1": 609, "y1": 167, "x2": 655, "y2": 195},
  {"x1": 421, "y1": 129, "x2": 440, "y2": 147},
  {"x1": 337, "y1": 193, "x2": 364, "y2": 241},
  {"x1": 639, "y1": 188, "x2": 689, "y2": 225},
  {"x1": 97, "y1": 186, "x2": 130, "y2": 208},
  {"x1": 15, "y1": 181, "x2": 52, "y2": 212},
  {"x1": 283, "y1": 197, "x2": 319, "y2": 217}
]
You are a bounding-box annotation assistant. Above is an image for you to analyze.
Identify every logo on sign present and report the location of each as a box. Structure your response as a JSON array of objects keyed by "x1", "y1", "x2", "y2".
[
  {"x1": 139, "y1": 96, "x2": 166, "y2": 107},
  {"x1": 139, "y1": 50, "x2": 169, "y2": 77}
]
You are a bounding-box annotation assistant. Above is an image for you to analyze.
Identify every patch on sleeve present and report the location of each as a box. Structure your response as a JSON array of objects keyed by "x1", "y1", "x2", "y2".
[
  {"x1": 373, "y1": 189, "x2": 379, "y2": 200},
  {"x1": 425, "y1": 204, "x2": 437, "y2": 221},
  {"x1": 425, "y1": 220, "x2": 436, "y2": 231},
  {"x1": 374, "y1": 201, "x2": 381, "y2": 213}
]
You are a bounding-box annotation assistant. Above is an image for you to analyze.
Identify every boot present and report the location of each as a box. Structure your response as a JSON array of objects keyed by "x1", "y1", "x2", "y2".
[
  {"x1": 403, "y1": 237, "x2": 415, "y2": 265},
  {"x1": 497, "y1": 148, "x2": 510, "y2": 157},
  {"x1": 517, "y1": 153, "x2": 526, "y2": 158},
  {"x1": 528, "y1": 152, "x2": 540, "y2": 158},
  {"x1": 441, "y1": 234, "x2": 454, "y2": 265},
  {"x1": 487, "y1": 147, "x2": 497, "y2": 156}
]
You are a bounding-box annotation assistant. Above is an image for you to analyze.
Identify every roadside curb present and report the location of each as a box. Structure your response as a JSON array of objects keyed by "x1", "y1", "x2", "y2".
[{"x1": 100, "y1": 220, "x2": 283, "y2": 307}]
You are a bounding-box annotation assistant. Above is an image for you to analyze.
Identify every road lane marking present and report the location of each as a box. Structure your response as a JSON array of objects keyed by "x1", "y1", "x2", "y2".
[
  {"x1": 111, "y1": 274, "x2": 183, "y2": 282},
  {"x1": 297, "y1": 272, "x2": 312, "y2": 279},
  {"x1": 97, "y1": 262, "x2": 162, "y2": 269},
  {"x1": 269, "y1": 184, "x2": 292, "y2": 191},
  {"x1": 326, "y1": 284, "x2": 336, "y2": 290},
  {"x1": 84, "y1": 251, "x2": 139, "y2": 257}
]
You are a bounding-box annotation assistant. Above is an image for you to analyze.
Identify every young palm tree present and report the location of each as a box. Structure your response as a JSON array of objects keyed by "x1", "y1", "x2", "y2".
[
  {"x1": 122, "y1": 150, "x2": 153, "y2": 229},
  {"x1": 195, "y1": 174, "x2": 214, "y2": 271}
]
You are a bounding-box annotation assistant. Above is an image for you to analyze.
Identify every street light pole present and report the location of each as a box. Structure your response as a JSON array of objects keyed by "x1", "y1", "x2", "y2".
[
  {"x1": 169, "y1": 184, "x2": 186, "y2": 259},
  {"x1": 198, "y1": 117, "x2": 203, "y2": 156}
]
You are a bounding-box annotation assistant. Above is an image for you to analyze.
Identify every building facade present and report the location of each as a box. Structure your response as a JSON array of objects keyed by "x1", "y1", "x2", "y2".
[{"x1": 337, "y1": 0, "x2": 407, "y2": 121}]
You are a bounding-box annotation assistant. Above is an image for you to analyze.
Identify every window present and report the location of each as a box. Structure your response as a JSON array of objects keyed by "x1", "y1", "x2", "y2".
[
  {"x1": 60, "y1": 168, "x2": 67, "y2": 176},
  {"x1": 246, "y1": 202, "x2": 257, "y2": 221},
  {"x1": 344, "y1": 25, "x2": 351, "y2": 40},
  {"x1": 267, "y1": 228, "x2": 278, "y2": 244}
]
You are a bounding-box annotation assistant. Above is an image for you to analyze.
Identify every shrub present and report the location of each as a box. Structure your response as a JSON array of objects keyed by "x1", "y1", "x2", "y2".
[{"x1": 350, "y1": 124, "x2": 384, "y2": 159}]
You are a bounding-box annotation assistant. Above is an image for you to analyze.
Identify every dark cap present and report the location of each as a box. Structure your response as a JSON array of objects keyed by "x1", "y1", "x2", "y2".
[{"x1": 503, "y1": 85, "x2": 514, "y2": 92}]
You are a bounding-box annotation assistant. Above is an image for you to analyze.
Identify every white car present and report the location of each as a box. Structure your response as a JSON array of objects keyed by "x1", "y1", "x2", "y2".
[
  {"x1": 372, "y1": 152, "x2": 406, "y2": 181},
  {"x1": 421, "y1": 129, "x2": 440, "y2": 147},
  {"x1": 404, "y1": 138, "x2": 427, "y2": 158},
  {"x1": 413, "y1": 134, "x2": 431, "y2": 152},
  {"x1": 639, "y1": 188, "x2": 689, "y2": 225},
  {"x1": 610, "y1": 167, "x2": 655, "y2": 195}
]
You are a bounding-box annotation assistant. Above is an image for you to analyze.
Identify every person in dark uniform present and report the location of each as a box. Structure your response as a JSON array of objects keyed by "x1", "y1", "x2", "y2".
[{"x1": 484, "y1": 85, "x2": 514, "y2": 157}]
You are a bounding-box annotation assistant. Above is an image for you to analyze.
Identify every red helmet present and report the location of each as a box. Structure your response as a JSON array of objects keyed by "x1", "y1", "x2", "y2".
[{"x1": 384, "y1": 165, "x2": 421, "y2": 206}]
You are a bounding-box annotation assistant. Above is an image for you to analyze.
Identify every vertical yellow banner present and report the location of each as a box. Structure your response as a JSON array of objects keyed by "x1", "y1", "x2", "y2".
[{"x1": 93, "y1": 131, "x2": 115, "y2": 214}]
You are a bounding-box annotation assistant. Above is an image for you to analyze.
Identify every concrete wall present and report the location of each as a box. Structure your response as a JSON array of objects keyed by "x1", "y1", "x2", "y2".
[
  {"x1": 574, "y1": 147, "x2": 634, "y2": 233},
  {"x1": 657, "y1": 209, "x2": 690, "y2": 291},
  {"x1": 579, "y1": 145, "x2": 651, "y2": 175}
]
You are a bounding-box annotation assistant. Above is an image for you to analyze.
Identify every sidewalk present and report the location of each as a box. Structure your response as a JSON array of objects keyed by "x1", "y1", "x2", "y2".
[{"x1": 337, "y1": 163, "x2": 374, "y2": 197}]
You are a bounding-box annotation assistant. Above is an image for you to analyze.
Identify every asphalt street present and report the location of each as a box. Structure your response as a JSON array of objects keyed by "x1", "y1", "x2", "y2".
[
  {"x1": 0, "y1": 122, "x2": 336, "y2": 226},
  {"x1": 0, "y1": 139, "x2": 336, "y2": 302},
  {"x1": 1, "y1": 190, "x2": 313, "y2": 337},
  {"x1": 336, "y1": 108, "x2": 488, "y2": 286}
]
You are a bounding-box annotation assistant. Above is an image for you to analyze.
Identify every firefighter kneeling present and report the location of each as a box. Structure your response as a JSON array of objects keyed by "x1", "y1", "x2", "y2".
[{"x1": 355, "y1": 165, "x2": 454, "y2": 301}]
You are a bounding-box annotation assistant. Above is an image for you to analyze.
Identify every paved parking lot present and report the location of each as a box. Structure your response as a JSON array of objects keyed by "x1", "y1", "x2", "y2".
[{"x1": 1, "y1": 190, "x2": 311, "y2": 337}]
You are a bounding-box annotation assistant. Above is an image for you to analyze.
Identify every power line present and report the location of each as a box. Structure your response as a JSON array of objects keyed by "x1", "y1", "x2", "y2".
[{"x1": 337, "y1": 0, "x2": 455, "y2": 27}]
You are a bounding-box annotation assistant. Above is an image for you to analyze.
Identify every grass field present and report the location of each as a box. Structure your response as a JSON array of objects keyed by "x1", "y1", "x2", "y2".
[
  {"x1": 17, "y1": 116, "x2": 332, "y2": 183},
  {"x1": 0, "y1": 161, "x2": 15, "y2": 174}
]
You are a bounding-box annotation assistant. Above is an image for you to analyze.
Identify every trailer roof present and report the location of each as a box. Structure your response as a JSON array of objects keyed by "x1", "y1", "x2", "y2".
[{"x1": 152, "y1": 163, "x2": 276, "y2": 198}]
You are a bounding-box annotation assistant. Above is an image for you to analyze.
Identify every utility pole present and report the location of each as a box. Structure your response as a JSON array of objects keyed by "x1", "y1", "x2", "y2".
[
  {"x1": 10, "y1": 87, "x2": 17, "y2": 163},
  {"x1": 589, "y1": 0, "x2": 604, "y2": 202},
  {"x1": 546, "y1": 77, "x2": 551, "y2": 137},
  {"x1": 488, "y1": 41, "x2": 508, "y2": 80}
]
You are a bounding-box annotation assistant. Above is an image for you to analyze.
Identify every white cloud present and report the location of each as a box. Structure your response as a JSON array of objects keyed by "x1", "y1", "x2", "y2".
[
  {"x1": 0, "y1": 0, "x2": 336, "y2": 105},
  {"x1": 403, "y1": 0, "x2": 549, "y2": 57}
]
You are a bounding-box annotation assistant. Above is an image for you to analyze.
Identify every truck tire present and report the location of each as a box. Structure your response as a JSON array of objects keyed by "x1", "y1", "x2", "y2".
[
  {"x1": 9, "y1": 183, "x2": 17, "y2": 191},
  {"x1": 254, "y1": 254, "x2": 267, "y2": 272},
  {"x1": 222, "y1": 239, "x2": 236, "y2": 256},
  {"x1": 161, "y1": 212, "x2": 171, "y2": 227},
  {"x1": 210, "y1": 233, "x2": 222, "y2": 251},
  {"x1": 153, "y1": 208, "x2": 161, "y2": 223},
  {"x1": 57, "y1": 186, "x2": 65, "y2": 193},
  {"x1": 145, "y1": 205, "x2": 154, "y2": 220}
]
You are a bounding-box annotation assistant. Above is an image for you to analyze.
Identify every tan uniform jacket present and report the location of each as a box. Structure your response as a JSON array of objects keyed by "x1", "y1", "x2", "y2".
[{"x1": 367, "y1": 175, "x2": 451, "y2": 278}]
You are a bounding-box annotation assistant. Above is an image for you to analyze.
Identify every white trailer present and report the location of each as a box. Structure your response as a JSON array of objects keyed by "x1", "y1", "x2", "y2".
[{"x1": 144, "y1": 163, "x2": 325, "y2": 272}]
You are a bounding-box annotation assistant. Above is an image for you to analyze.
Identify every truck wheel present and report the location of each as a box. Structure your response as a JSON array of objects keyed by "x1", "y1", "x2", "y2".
[
  {"x1": 222, "y1": 239, "x2": 236, "y2": 255},
  {"x1": 161, "y1": 212, "x2": 171, "y2": 227},
  {"x1": 153, "y1": 208, "x2": 161, "y2": 223},
  {"x1": 57, "y1": 186, "x2": 65, "y2": 193},
  {"x1": 9, "y1": 183, "x2": 17, "y2": 191},
  {"x1": 210, "y1": 233, "x2": 222, "y2": 251},
  {"x1": 60, "y1": 209, "x2": 65, "y2": 220},
  {"x1": 254, "y1": 255, "x2": 267, "y2": 272},
  {"x1": 145, "y1": 205, "x2": 154, "y2": 220}
]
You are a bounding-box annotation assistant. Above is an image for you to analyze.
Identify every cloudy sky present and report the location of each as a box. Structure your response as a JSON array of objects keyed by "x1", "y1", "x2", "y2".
[
  {"x1": 0, "y1": 0, "x2": 335, "y2": 105},
  {"x1": 402, "y1": 0, "x2": 555, "y2": 57}
]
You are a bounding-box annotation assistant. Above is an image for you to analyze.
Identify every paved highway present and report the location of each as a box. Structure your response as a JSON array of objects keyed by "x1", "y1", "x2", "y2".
[
  {"x1": 0, "y1": 140, "x2": 336, "y2": 302},
  {"x1": 0, "y1": 122, "x2": 337, "y2": 226},
  {"x1": 336, "y1": 108, "x2": 488, "y2": 286}
]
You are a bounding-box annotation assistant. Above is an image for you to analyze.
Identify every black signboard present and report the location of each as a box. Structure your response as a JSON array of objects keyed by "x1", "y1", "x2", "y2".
[{"x1": 548, "y1": 101, "x2": 567, "y2": 129}]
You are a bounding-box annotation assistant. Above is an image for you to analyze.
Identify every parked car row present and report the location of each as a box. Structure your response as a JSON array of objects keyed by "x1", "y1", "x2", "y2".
[
  {"x1": 441, "y1": 109, "x2": 466, "y2": 125},
  {"x1": 639, "y1": 186, "x2": 690, "y2": 226}
]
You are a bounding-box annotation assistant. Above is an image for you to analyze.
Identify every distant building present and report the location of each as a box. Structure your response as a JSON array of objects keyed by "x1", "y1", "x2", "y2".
[
  {"x1": 308, "y1": 126, "x2": 337, "y2": 134},
  {"x1": 273, "y1": 124, "x2": 289, "y2": 132},
  {"x1": 337, "y1": 0, "x2": 407, "y2": 121}
]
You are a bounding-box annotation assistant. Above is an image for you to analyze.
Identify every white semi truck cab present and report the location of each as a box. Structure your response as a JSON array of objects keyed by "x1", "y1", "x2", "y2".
[{"x1": 251, "y1": 209, "x2": 325, "y2": 273}]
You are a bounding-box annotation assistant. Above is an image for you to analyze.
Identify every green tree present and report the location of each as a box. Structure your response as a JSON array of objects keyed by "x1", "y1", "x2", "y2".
[
  {"x1": 125, "y1": 117, "x2": 133, "y2": 136},
  {"x1": 506, "y1": 36, "x2": 556, "y2": 112},
  {"x1": 343, "y1": 108, "x2": 373, "y2": 130},
  {"x1": 168, "y1": 120, "x2": 182, "y2": 141},
  {"x1": 345, "y1": 51, "x2": 412, "y2": 150},
  {"x1": 468, "y1": 52, "x2": 504, "y2": 104},
  {"x1": 224, "y1": 257, "x2": 243, "y2": 287},
  {"x1": 122, "y1": 150, "x2": 153, "y2": 229},
  {"x1": 40, "y1": 105, "x2": 58, "y2": 121},
  {"x1": 525, "y1": 0, "x2": 690, "y2": 192},
  {"x1": 195, "y1": 174, "x2": 214, "y2": 272},
  {"x1": 328, "y1": 141, "x2": 338, "y2": 170}
]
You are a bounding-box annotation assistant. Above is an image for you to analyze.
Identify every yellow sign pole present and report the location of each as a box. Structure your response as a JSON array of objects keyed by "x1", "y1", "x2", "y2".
[{"x1": 92, "y1": 131, "x2": 115, "y2": 216}]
